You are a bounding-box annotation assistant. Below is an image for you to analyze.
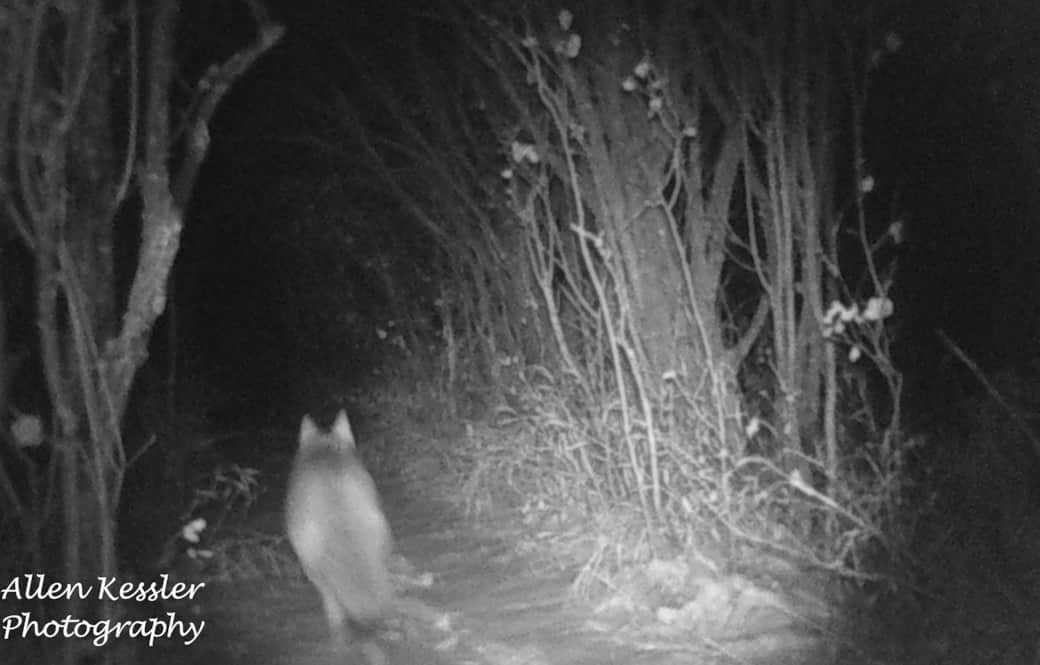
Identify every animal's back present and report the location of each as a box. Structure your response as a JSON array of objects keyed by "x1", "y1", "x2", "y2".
[{"x1": 285, "y1": 412, "x2": 393, "y2": 635}]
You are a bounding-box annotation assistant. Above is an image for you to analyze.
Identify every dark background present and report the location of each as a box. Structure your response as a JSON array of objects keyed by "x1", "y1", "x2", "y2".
[{"x1": 163, "y1": 0, "x2": 1040, "y2": 429}]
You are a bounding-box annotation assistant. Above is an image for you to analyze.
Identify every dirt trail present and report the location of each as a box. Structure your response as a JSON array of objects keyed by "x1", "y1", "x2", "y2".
[
  {"x1": 152, "y1": 481, "x2": 832, "y2": 665},
  {"x1": 153, "y1": 486, "x2": 647, "y2": 664},
  {"x1": 144, "y1": 421, "x2": 839, "y2": 665}
]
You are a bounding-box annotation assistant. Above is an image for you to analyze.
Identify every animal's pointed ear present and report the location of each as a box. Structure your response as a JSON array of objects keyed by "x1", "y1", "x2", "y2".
[
  {"x1": 331, "y1": 410, "x2": 356, "y2": 449},
  {"x1": 299, "y1": 414, "x2": 319, "y2": 443}
]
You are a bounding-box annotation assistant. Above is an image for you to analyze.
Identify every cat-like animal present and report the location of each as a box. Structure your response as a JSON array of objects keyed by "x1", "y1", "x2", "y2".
[{"x1": 285, "y1": 410, "x2": 393, "y2": 656}]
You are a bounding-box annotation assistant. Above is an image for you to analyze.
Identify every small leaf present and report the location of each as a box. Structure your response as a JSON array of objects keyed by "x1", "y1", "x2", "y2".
[{"x1": 558, "y1": 9, "x2": 573, "y2": 31}]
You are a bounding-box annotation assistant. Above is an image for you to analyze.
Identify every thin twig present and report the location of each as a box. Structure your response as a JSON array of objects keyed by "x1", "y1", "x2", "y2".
[{"x1": 937, "y1": 329, "x2": 1040, "y2": 464}]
